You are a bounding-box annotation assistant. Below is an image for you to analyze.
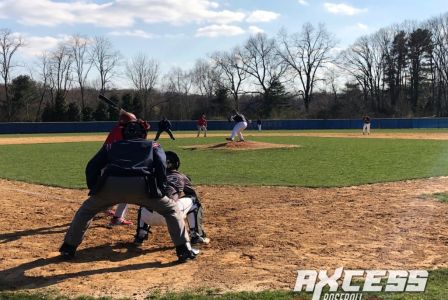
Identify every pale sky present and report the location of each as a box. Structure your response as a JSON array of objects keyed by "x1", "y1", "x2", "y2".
[{"x1": 1, "y1": 0, "x2": 448, "y2": 86}]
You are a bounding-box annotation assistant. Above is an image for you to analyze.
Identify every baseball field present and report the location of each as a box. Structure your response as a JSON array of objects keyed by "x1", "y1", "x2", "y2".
[{"x1": 1, "y1": 129, "x2": 448, "y2": 300}]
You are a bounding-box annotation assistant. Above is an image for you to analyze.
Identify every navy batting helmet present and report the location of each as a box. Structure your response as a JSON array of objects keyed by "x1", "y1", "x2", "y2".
[{"x1": 165, "y1": 151, "x2": 180, "y2": 171}]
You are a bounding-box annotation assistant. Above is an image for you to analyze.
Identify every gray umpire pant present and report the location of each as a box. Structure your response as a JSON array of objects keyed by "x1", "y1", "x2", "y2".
[{"x1": 63, "y1": 176, "x2": 189, "y2": 248}]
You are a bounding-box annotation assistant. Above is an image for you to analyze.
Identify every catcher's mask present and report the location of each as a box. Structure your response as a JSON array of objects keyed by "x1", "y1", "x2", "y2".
[
  {"x1": 165, "y1": 151, "x2": 180, "y2": 171},
  {"x1": 122, "y1": 120, "x2": 149, "y2": 140},
  {"x1": 118, "y1": 111, "x2": 137, "y2": 125}
]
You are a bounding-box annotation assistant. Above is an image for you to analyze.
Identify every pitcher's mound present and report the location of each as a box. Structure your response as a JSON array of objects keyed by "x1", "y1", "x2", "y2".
[{"x1": 182, "y1": 140, "x2": 298, "y2": 151}]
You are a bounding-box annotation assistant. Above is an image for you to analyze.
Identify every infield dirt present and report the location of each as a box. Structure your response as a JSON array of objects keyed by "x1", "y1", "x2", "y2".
[
  {"x1": 2, "y1": 131, "x2": 448, "y2": 145},
  {"x1": 1, "y1": 176, "x2": 448, "y2": 299}
]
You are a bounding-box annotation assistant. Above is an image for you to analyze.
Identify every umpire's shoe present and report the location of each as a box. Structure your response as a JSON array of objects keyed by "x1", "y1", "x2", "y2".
[
  {"x1": 59, "y1": 242, "x2": 76, "y2": 260},
  {"x1": 176, "y1": 243, "x2": 199, "y2": 263}
]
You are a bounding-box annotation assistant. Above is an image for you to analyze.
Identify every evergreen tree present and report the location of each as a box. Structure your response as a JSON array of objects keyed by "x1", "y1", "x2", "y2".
[
  {"x1": 121, "y1": 93, "x2": 133, "y2": 111},
  {"x1": 92, "y1": 101, "x2": 109, "y2": 121},
  {"x1": 132, "y1": 94, "x2": 143, "y2": 117},
  {"x1": 41, "y1": 102, "x2": 54, "y2": 122},
  {"x1": 108, "y1": 94, "x2": 120, "y2": 121},
  {"x1": 53, "y1": 91, "x2": 68, "y2": 121},
  {"x1": 407, "y1": 28, "x2": 433, "y2": 113},
  {"x1": 66, "y1": 102, "x2": 81, "y2": 121},
  {"x1": 82, "y1": 107, "x2": 94, "y2": 121}
]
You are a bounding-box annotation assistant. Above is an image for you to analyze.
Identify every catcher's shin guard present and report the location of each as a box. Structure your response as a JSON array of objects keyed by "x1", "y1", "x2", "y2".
[
  {"x1": 134, "y1": 207, "x2": 151, "y2": 244},
  {"x1": 186, "y1": 203, "x2": 206, "y2": 239}
]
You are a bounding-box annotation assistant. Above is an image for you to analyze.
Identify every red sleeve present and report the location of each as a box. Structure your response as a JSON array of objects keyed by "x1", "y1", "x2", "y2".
[{"x1": 104, "y1": 125, "x2": 123, "y2": 145}]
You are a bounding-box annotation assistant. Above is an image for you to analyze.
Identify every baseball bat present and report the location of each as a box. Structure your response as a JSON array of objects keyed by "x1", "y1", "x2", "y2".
[{"x1": 98, "y1": 94, "x2": 121, "y2": 111}]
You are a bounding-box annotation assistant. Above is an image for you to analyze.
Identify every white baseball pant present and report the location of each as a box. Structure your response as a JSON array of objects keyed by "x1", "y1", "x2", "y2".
[
  {"x1": 230, "y1": 121, "x2": 248, "y2": 141},
  {"x1": 139, "y1": 197, "x2": 198, "y2": 229}
]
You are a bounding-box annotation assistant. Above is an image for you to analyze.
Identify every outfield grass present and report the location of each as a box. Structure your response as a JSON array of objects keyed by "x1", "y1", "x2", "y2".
[
  {"x1": 1, "y1": 132, "x2": 448, "y2": 299},
  {"x1": 1, "y1": 134, "x2": 448, "y2": 188},
  {"x1": 2, "y1": 128, "x2": 448, "y2": 138}
]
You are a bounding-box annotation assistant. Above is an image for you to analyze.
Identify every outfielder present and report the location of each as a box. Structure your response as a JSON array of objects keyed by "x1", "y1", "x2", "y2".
[
  {"x1": 226, "y1": 109, "x2": 248, "y2": 142},
  {"x1": 134, "y1": 151, "x2": 209, "y2": 245},
  {"x1": 59, "y1": 121, "x2": 198, "y2": 263}
]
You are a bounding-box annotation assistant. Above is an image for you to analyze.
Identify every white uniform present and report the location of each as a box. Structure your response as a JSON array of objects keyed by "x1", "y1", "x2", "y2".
[
  {"x1": 228, "y1": 112, "x2": 247, "y2": 141},
  {"x1": 139, "y1": 197, "x2": 199, "y2": 228}
]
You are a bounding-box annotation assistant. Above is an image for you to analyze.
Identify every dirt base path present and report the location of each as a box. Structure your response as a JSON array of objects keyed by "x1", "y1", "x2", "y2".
[
  {"x1": 1, "y1": 178, "x2": 448, "y2": 299},
  {"x1": 2, "y1": 131, "x2": 448, "y2": 145}
]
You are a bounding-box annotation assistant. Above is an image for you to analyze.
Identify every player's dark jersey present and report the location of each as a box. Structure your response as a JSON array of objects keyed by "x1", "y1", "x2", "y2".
[
  {"x1": 231, "y1": 113, "x2": 246, "y2": 123},
  {"x1": 85, "y1": 139, "x2": 167, "y2": 195},
  {"x1": 363, "y1": 116, "x2": 371, "y2": 124},
  {"x1": 159, "y1": 119, "x2": 172, "y2": 130},
  {"x1": 165, "y1": 170, "x2": 197, "y2": 201}
]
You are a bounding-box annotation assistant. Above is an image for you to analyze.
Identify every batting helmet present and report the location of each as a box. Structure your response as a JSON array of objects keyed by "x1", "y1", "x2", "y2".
[
  {"x1": 165, "y1": 151, "x2": 180, "y2": 171},
  {"x1": 118, "y1": 110, "x2": 137, "y2": 125},
  {"x1": 122, "y1": 120, "x2": 149, "y2": 140}
]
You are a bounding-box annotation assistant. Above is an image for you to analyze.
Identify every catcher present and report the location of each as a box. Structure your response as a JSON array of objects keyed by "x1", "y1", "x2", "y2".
[{"x1": 134, "y1": 151, "x2": 209, "y2": 245}]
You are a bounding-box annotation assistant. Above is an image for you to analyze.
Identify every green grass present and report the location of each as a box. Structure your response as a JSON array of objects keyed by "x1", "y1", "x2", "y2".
[
  {"x1": 2, "y1": 128, "x2": 448, "y2": 138},
  {"x1": 2, "y1": 131, "x2": 448, "y2": 299},
  {"x1": 431, "y1": 192, "x2": 448, "y2": 203},
  {"x1": 1, "y1": 268, "x2": 448, "y2": 299},
  {"x1": 1, "y1": 134, "x2": 448, "y2": 188}
]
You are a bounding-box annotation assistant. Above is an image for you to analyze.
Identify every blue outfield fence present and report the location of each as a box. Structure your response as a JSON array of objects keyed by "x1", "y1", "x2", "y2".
[{"x1": 1, "y1": 118, "x2": 448, "y2": 134}]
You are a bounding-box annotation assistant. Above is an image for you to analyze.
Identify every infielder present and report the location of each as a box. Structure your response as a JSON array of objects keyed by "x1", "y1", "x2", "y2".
[
  {"x1": 196, "y1": 113, "x2": 207, "y2": 137},
  {"x1": 226, "y1": 109, "x2": 248, "y2": 142},
  {"x1": 59, "y1": 121, "x2": 198, "y2": 263},
  {"x1": 154, "y1": 116, "x2": 175, "y2": 141},
  {"x1": 134, "y1": 151, "x2": 209, "y2": 245},
  {"x1": 362, "y1": 115, "x2": 371, "y2": 135}
]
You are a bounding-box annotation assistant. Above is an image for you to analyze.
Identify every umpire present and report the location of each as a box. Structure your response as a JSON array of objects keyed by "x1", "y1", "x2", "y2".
[{"x1": 59, "y1": 120, "x2": 197, "y2": 262}]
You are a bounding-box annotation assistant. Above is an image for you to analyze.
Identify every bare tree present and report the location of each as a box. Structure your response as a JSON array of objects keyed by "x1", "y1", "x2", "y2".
[
  {"x1": 164, "y1": 67, "x2": 193, "y2": 119},
  {"x1": 91, "y1": 36, "x2": 121, "y2": 93},
  {"x1": 69, "y1": 34, "x2": 92, "y2": 113},
  {"x1": 240, "y1": 33, "x2": 288, "y2": 105},
  {"x1": 278, "y1": 23, "x2": 337, "y2": 112},
  {"x1": 34, "y1": 52, "x2": 51, "y2": 121},
  {"x1": 211, "y1": 47, "x2": 247, "y2": 109},
  {"x1": 339, "y1": 36, "x2": 378, "y2": 107},
  {"x1": 49, "y1": 42, "x2": 74, "y2": 99},
  {"x1": 125, "y1": 53, "x2": 160, "y2": 118},
  {"x1": 0, "y1": 28, "x2": 24, "y2": 121},
  {"x1": 192, "y1": 58, "x2": 219, "y2": 98}
]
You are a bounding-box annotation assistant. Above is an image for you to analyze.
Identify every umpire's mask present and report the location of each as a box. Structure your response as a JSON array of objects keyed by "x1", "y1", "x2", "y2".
[{"x1": 122, "y1": 121, "x2": 148, "y2": 140}]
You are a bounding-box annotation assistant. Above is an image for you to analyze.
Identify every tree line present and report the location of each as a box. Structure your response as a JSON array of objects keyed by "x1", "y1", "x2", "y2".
[{"x1": 2, "y1": 12, "x2": 448, "y2": 122}]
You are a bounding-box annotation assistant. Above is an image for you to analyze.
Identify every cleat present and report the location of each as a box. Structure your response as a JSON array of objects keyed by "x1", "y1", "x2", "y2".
[
  {"x1": 59, "y1": 242, "x2": 76, "y2": 260},
  {"x1": 108, "y1": 217, "x2": 133, "y2": 227},
  {"x1": 225, "y1": 138, "x2": 233, "y2": 141},
  {"x1": 191, "y1": 236, "x2": 210, "y2": 245},
  {"x1": 190, "y1": 232, "x2": 210, "y2": 245},
  {"x1": 133, "y1": 232, "x2": 149, "y2": 245},
  {"x1": 176, "y1": 244, "x2": 199, "y2": 263}
]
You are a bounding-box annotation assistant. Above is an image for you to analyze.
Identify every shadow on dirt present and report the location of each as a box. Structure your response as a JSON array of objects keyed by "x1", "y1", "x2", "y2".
[
  {"x1": 0, "y1": 224, "x2": 71, "y2": 244},
  {"x1": 0, "y1": 243, "x2": 177, "y2": 291}
]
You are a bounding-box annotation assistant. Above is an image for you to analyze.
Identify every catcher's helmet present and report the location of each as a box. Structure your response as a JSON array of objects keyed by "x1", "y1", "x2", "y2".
[
  {"x1": 122, "y1": 120, "x2": 149, "y2": 139},
  {"x1": 165, "y1": 151, "x2": 180, "y2": 171},
  {"x1": 118, "y1": 110, "x2": 137, "y2": 125}
]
